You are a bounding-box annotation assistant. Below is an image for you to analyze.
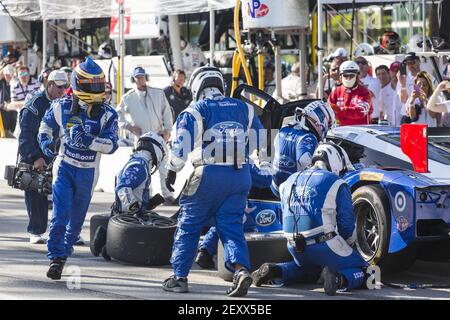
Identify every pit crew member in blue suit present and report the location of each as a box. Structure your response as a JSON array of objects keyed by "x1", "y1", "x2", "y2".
[
  {"x1": 195, "y1": 163, "x2": 272, "y2": 269},
  {"x1": 252, "y1": 142, "x2": 368, "y2": 295},
  {"x1": 163, "y1": 65, "x2": 265, "y2": 297},
  {"x1": 38, "y1": 57, "x2": 118, "y2": 280},
  {"x1": 91, "y1": 131, "x2": 167, "y2": 257},
  {"x1": 270, "y1": 100, "x2": 334, "y2": 198},
  {"x1": 18, "y1": 70, "x2": 68, "y2": 244}
]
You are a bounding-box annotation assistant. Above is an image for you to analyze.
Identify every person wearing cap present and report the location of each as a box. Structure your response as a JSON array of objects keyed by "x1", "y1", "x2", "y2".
[
  {"x1": 117, "y1": 66, "x2": 174, "y2": 203},
  {"x1": 355, "y1": 56, "x2": 381, "y2": 123},
  {"x1": 375, "y1": 64, "x2": 402, "y2": 126},
  {"x1": 328, "y1": 61, "x2": 373, "y2": 126},
  {"x1": 18, "y1": 70, "x2": 68, "y2": 245},
  {"x1": 389, "y1": 61, "x2": 401, "y2": 89},
  {"x1": 9, "y1": 66, "x2": 40, "y2": 112},
  {"x1": 397, "y1": 52, "x2": 437, "y2": 123},
  {"x1": 327, "y1": 47, "x2": 348, "y2": 62}
]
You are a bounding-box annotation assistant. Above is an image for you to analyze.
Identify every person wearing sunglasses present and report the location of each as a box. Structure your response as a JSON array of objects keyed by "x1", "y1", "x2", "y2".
[
  {"x1": 9, "y1": 66, "x2": 40, "y2": 113},
  {"x1": 17, "y1": 70, "x2": 69, "y2": 245},
  {"x1": 328, "y1": 61, "x2": 373, "y2": 126},
  {"x1": 355, "y1": 57, "x2": 381, "y2": 124}
]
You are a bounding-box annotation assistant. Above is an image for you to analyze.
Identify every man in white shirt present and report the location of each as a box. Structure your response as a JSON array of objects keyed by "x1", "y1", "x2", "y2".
[
  {"x1": 355, "y1": 56, "x2": 381, "y2": 123},
  {"x1": 117, "y1": 67, "x2": 174, "y2": 202},
  {"x1": 279, "y1": 62, "x2": 303, "y2": 101},
  {"x1": 375, "y1": 65, "x2": 401, "y2": 126}
]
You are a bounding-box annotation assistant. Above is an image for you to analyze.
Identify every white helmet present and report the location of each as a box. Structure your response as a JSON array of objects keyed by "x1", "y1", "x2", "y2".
[
  {"x1": 354, "y1": 43, "x2": 375, "y2": 58},
  {"x1": 134, "y1": 131, "x2": 166, "y2": 173},
  {"x1": 295, "y1": 100, "x2": 335, "y2": 141},
  {"x1": 407, "y1": 34, "x2": 428, "y2": 53},
  {"x1": 311, "y1": 141, "x2": 354, "y2": 176},
  {"x1": 188, "y1": 65, "x2": 225, "y2": 102},
  {"x1": 339, "y1": 61, "x2": 360, "y2": 75}
]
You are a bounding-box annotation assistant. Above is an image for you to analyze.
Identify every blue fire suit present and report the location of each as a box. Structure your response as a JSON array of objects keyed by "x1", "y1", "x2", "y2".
[
  {"x1": 168, "y1": 95, "x2": 264, "y2": 277},
  {"x1": 114, "y1": 154, "x2": 151, "y2": 213},
  {"x1": 271, "y1": 125, "x2": 318, "y2": 198},
  {"x1": 277, "y1": 168, "x2": 368, "y2": 291},
  {"x1": 18, "y1": 90, "x2": 57, "y2": 235},
  {"x1": 38, "y1": 97, "x2": 118, "y2": 260},
  {"x1": 199, "y1": 164, "x2": 272, "y2": 256}
]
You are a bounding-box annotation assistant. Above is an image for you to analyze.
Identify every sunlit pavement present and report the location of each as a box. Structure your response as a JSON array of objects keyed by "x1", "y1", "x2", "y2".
[{"x1": 0, "y1": 180, "x2": 449, "y2": 300}]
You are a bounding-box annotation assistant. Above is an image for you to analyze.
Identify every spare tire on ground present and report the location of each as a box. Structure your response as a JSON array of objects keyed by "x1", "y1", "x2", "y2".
[
  {"x1": 106, "y1": 212, "x2": 177, "y2": 266},
  {"x1": 217, "y1": 232, "x2": 292, "y2": 282},
  {"x1": 89, "y1": 214, "x2": 111, "y2": 256}
]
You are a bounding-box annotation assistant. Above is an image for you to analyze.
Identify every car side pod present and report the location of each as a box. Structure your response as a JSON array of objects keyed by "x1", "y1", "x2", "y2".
[{"x1": 400, "y1": 124, "x2": 428, "y2": 173}]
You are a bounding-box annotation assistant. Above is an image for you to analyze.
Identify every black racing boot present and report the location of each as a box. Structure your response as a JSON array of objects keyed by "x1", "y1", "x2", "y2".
[
  {"x1": 321, "y1": 266, "x2": 344, "y2": 296},
  {"x1": 162, "y1": 275, "x2": 189, "y2": 293},
  {"x1": 47, "y1": 257, "x2": 67, "y2": 280},
  {"x1": 227, "y1": 268, "x2": 253, "y2": 297},
  {"x1": 251, "y1": 263, "x2": 282, "y2": 287},
  {"x1": 195, "y1": 248, "x2": 215, "y2": 269}
]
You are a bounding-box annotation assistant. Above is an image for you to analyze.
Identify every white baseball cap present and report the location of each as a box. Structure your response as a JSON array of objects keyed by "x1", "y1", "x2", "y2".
[
  {"x1": 331, "y1": 47, "x2": 348, "y2": 59},
  {"x1": 48, "y1": 70, "x2": 68, "y2": 86}
]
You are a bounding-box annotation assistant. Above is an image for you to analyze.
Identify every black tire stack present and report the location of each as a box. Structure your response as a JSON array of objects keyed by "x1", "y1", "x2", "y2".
[{"x1": 90, "y1": 212, "x2": 177, "y2": 266}]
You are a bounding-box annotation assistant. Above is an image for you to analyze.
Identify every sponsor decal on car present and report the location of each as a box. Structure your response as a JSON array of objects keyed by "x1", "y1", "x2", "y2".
[
  {"x1": 394, "y1": 191, "x2": 407, "y2": 212},
  {"x1": 396, "y1": 215, "x2": 410, "y2": 232},
  {"x1": 255, "y1": 209, "x2": 277, "y2": 227}
]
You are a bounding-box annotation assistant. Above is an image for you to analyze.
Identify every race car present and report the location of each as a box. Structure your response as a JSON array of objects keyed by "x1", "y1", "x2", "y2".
[{"x1": 233, "y1": 85, "x2": 450, "y2": 272}]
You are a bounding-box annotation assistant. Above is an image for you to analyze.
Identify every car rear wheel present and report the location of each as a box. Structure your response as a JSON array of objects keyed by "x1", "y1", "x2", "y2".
[{"x1": 352, "y1": 185, "x2": 416, "y2": 273}]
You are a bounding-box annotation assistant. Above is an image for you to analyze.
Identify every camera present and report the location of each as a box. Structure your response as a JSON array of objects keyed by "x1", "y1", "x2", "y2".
[{"x1": 4, "y1": 163, "x2": 52, "y2": 195}]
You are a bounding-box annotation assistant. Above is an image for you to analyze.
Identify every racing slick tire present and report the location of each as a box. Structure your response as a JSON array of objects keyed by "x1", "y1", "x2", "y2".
[
  {"x1": 89, "y1": 214, "x2": 111, "y2": 257},
  {"x1": 106, "y1": 212, "x2": 177, "y2": 266},
  {"x1": 352, "y1": 185, "x2": 416, "y2": 273},
  {"x1": 217, "y1": 232, "x2": 292, "y2": 282}
]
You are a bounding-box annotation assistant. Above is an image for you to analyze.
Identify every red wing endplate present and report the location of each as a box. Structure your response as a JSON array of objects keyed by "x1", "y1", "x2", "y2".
[{"x1": 400, "y1": 124, "x2": 428, "y2": 173}]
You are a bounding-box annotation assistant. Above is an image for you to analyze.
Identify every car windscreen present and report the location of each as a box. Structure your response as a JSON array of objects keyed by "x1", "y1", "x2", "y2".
[{"x1": 377, "y1": 134, "x2": 450, "y2": 165}]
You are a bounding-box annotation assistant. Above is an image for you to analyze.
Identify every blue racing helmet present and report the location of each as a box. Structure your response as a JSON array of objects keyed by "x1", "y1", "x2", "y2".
[{"x1": 71, "y1": 57, "x2": 106, "y2": 104}]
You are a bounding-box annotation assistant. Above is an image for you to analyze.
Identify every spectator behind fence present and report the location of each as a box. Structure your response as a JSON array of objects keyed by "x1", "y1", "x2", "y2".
[
  {"x1": 117, "y1": 66, "x2": 174, "y2": 204},
  {"x1": 328, "y1": 61, "x2": 373, "y2": 126},
  {"x1": 426, "y1": 80, "x2": 450, "y2": 127},
  {"x1": 398, "y1": 52, "x2": 438, "y2": 123},
  {"x1": 375, "y1": 65, "x2": 401, "y2": 126},
  {"x1": 164, "y1": 69, "x2": 192, "y2": 121},
  {"x1": 355, "y1": 56, "x2": 381, "y2": 123},
  {"x1": 9, "y1": 66, "x2": 39, "y2": 112},
  {"x1": 0, "y1": 65, "x2": 17, "y2": 136},
  {"x1": 406, "y1": 71, "x2": 441, "y2": 127},
  {"x1": 279, "y1": 62, "x2": 303, "y2": 101},
  {"x1": 317, "y1": 57, "x2": 343, "y2": 99},
  {"x1": 264, "y1": 62, "x2": 276, "y2": 96}
]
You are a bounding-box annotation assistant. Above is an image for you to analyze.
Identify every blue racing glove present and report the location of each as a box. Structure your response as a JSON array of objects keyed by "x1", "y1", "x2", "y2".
[
  {"x1": 40, "y1": 140, "x2": 56, "y2": 158},
  {"x1": 69, "y1": 124, "x2": 95, "y2": 148}
]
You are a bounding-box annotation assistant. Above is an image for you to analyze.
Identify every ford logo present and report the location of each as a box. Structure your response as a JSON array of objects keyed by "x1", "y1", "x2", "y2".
[
  {"x1": 255, "y1": 210, "x2": 277, "y2": 226},
  {"x1": 277, "y1": 155, "x2": 296, "y2": 168},
  {"x1": 211, "y1": 121, "x2": 244, "y2": 136}
]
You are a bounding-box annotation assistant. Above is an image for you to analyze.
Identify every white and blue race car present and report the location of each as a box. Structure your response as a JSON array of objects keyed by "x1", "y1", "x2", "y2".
[{"x1": 233, "y1": 85, "x2": 450, "y2": 273}]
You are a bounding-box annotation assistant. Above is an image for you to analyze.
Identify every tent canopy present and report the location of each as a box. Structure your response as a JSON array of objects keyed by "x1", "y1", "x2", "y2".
[{"x1": 0, "y1": 0, "x2": 236, "y2": 21}]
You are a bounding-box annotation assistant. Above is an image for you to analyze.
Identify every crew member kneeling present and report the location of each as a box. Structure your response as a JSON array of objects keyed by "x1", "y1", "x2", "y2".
[
  {"x1": 252, "y1": 142, "x2": 368, "y2": 295},
  {"x1": 38, "y1": 57, "x2": 118, "y2": 280}
]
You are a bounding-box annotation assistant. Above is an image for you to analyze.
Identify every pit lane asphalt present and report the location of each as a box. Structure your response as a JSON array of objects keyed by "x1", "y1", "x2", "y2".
[{"x1": 0, "y1": 180, "x2": 449, "y2": 300}]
